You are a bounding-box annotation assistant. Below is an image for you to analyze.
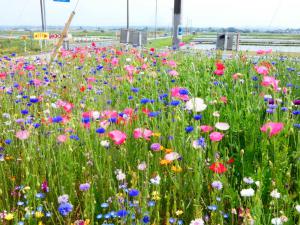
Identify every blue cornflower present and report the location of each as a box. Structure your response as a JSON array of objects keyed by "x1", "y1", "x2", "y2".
[
  {"x1": 170, "y1": 100, "x2": 180, "y2": 106},
  {"x1": 21, "y1": 109, "x2": 29, "y2": 115},
  {"x1": 185, "y1": 126, "x2": 194, "y2": 133},
  {"x1": 194, "y1": 114, "x2": 202, "y2": 120},
  {"x1": 140, "y1": 98, "x2": 150, "y2": 104},
  {"x1": 208, "y1": 205, "x2": 218, "y2": 211},
  {"x1": 70, "y1": 135, "x2": 80, "y2": 141},
  {"x1": 292, "y1": 110, "x2": 300, "y2": 115},
  {"x1": 148, "y1": 201, "x2": 155, "y2": 207},
  {"x1": 96, "y1": 127, "x2": 106, "y2": 134},
  {"x1": 5, "y1": 139, "x2": 12, "y2": 145},
  {"x1": 58, "y1": 202, "x2": 73, "y2": 216},
  {"x1": 129, "y1": 189, "x2": 139, "y2": 197},
  {"x1": 34, "y1": 123, "x2": 41, "y2": 128},
  {"x1": 148, "y1": 112, "x2": 160, "y2": 117},
  {"x1": 117, "y1": 210, "x2": 128, "y2": 218},
  {"x1": 159, "y1": 93, "x2": 168, "y2": 99},
  {"x1": 82, "y1": 117, "x2": 90, "y2": 124},
  {"x1": 169, "y1": 218, "x2": 176, "y2": 224},
  {"x1": 281, "y1": 107, "x2": 288, "y2": 112},
  {"x1": 131, "y1": 87, "x2": 139, "y2": 93},
  {"x1": 108, "y1": 117, "x2": 117, "y2": 123},
  {"x1": 30, "y1": 97, "x2": 39, "y2": 103},
  {"x1": 36, "y1": 193, "x2": 45, "y2": 199},
  {"x1": 52, "y1": 116, "x2": 63, "y2": 123},
  {"x1": 179, "y1": 89, "x2": 189, "y2": 95},
  {"x1": 294, "y1": 124, "x2": 300, "y2": 128},
  {"x1": 266, "y1": 109, "x2": 274, "y2": 114},
  {"x1": 96, "y1": 214, "x2": 103, "y2": 219},
  {"x1": 143, "y1": 215, "x2": 150, "y2": 223}
]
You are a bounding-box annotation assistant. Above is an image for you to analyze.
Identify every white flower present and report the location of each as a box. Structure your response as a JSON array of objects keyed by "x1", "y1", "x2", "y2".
[
  {"x1": 58, "y1": 194, "x2": 69, "y2": 204},
  {"x1": 150, "y1": 175, "x2": 161, "y2": 185},
  {"x1": 2, "y1": 113, "x2": 10, "y2": 119},
  {"x1": 270, "y1": 189, "x2": 281, "y2": 199},
  {"x1": 115, "y1": 169, "x2": 126, "y2": 181},
  {"x1": 215, "y1": 122, "x2": 230, "y2": 131},
  {"x1": 240, "y1": 188, "x2": 255, "y2": 197},
  {"x1": 212, "y1": 111, "x2": 220, "y2": 117},
  {"x1": 164, "y1": 152, "x2": 180, "y2": 161},
  {"x1": 296, "y1": 205, "x2": 300, "y2": 213},
  {"x1": 92, "y1": 111, "x2": 100, "y2": 119},
  {"x1": 100, "y1": 140, "x2": 110, "y2": 148},
  {"x1": 271, "y1": 217, "x2": 283, "y2": 225},
  {"x1": 190, "y1": 218, "x2": 205, "y2": 225},
  {"x1": 186, "y1": 98, "x2": 207, "y2": 112},
  {"x1": 126, "y1": 58, "x2": 132, "y2": 62},
  {"x1": 243, "y1": 177, "x2": 254, "y2": 184},
  {"x1": 137, "y1": 162, "x2": 147, "y2": 171}
]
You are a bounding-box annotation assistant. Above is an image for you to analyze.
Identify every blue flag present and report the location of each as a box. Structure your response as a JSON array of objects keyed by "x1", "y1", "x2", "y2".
[{"x1": 53, "y1": 0, "x2": 70, "y2": 2}]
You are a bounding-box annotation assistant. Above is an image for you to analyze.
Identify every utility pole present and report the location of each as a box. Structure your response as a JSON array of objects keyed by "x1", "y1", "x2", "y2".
[
  {"x1": 40, "y1": 0, "x2": 45, "y2": 32},
  {"x1": 155, "y1": 0, "x2": 158, "y2": 39},
  {"x1": 172, "y1": 0, "x2": 182, "y2": 49},
  {"x1": 127, "y1": 0, "x2": 129, "y2": 29}
]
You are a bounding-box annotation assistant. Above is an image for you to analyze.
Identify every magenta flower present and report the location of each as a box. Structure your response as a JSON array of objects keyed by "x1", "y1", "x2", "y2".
[
  {"x1": 260, "y1": 122, "x2": 284, "y2": 137},
  {"x1": 255, "y1": 66, "x2": 269, "y2": 75},
  {"x1": 209, "y1": 132, "x2": 224, "y2": 142},
  {"x1": 261, "y1": 76, "x2": 280, "y2": 91},
  {"x1": 108, "y1": 130, "x2": 127, "y2": 145},
  {"x1": 171, "y1": 87, "x2": 189, "y2": 101}
]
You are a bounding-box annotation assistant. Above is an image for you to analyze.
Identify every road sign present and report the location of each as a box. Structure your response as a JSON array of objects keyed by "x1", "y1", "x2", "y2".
[
  {"x1": 50, "y1": 33, "x2": 62, "y2": 39},
  {"x1": 33, "y1": 32, "x2": 49, "y2": 40}
]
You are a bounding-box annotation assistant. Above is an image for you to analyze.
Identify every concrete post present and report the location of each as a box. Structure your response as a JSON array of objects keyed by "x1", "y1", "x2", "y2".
[{"x1": 172, "y1": 0, "x2": 182, "y2": 49}]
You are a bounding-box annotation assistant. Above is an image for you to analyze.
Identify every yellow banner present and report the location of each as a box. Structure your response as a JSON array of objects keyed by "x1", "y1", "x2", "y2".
[{"x1": 33, "y1": 32, "x2": 49, "y2": 40}]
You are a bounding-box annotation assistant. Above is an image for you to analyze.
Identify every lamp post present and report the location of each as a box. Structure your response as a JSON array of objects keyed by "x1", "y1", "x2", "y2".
[
  {"x1": 172, "y1": 0, "x2": 182, "y2": 49},
  {"x1": 155, "y1": 0, "x2": 158, "y2": 39}
]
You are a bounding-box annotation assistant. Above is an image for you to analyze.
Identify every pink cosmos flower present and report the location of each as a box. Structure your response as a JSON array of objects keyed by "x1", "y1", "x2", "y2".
[
  {"x1": 209, "y1": 132, "x2": 224, "y2": 142},
  {"x1": 133, "y1": 128, "x2": 153, "y2": 140},
  {"x1": 260, "y1": 122, "x2": 284, "y2": 137},
  {"x1": 16, "y1": 130, "x2": 30, "y2": 140},
  {"x1": 57, "y1": 135, "x2": 67, "y2": 143},
  {"x1": 24, "y1": 65, "x2": 35, "y2": 71},
  {"x1": 200, "y1": 125, "x2": 213, "y2": 133},
  {"x1": 171, "y1": 87, "x2": 189, "y2": 101},
  {"x1": 108, "y1": 130, "x2": 127, "y2": 145},
  {"x1": 125, "y1": 65, "x2": 135, "y2": 75},
  {"x1": 168, "y1": 60, "x2": 177, "y2": 68},
  {"x1": 0, "y1": 72, "x2": 6, "y2": 79},
  {"x1": 255, "y1": 66, "x2": 269, "y2": 75},
  {"x1": 111, "y1": 58, "x2": 119, "y2": 66},
  {"x1": 168, "y1": 70, "x2": 179, "y2": 77},
  {"x1": 261, "y1": 76, "x2": 280, "y2": 91}
]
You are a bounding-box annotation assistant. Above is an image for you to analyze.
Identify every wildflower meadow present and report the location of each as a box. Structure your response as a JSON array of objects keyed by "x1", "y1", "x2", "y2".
[{"x1": 0, "y1": 45, "x2": 299, "y2": 225}]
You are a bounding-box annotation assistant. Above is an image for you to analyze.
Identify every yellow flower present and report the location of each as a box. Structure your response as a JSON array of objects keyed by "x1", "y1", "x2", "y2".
[
  {"x1": 175, "y1": 210, "x2": 183, "y2": 216},
  {"x1": 152, "y1": 191, "x2": 161, "y2": 201},
  {"x1": 84, "y1": 219, "x2": 91, "y2": 225},
  {"x1": 171, "y1": 166, "x2": 182, "y2": 173},
  {"x1": 5, "y1": 213, "x2": 14, "y2": 221},
  {"x1": 164, "y1": 148, "x2": 173, "y2": 153},
  {"x1": 38, "y1": 221, "x2": 44, "y2": 225},
  {"x1": 35, "y1": 211, "x2": 44, "y2": 219},
  {"x1": 152, "y1": 132, "x2": 161, "y2": 137},
  {"x1": 160, "y1": 159, "x2": 171, "y2": 165}
]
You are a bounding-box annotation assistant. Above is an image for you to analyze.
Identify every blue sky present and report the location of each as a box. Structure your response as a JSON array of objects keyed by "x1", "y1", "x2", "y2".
[{"x1": 1, "y1": 0, "x2": 300, "y2": 28}]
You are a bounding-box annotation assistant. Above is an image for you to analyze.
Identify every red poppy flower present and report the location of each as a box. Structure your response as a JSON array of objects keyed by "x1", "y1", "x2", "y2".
[
  {"x1": 227, "y1": 157, "x2": 235, "y2": 164},
  {"x1": 209, "y1": 162, "x2": 227, "y2": 174}
]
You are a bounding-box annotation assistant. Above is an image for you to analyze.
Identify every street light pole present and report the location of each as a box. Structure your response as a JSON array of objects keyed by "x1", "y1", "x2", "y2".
[
  {"x1": 127, "y1": 0, "x2": 129, "y2": 29},
  {"x1": 40, "y1": 0, "x2": 45, "y2": 32},
  {"x1": 172, "y1": 0, "x2": 182, "y2": 49},
  {"x1": 155, "y1": 0, "x2": 158, "y2": 39}
]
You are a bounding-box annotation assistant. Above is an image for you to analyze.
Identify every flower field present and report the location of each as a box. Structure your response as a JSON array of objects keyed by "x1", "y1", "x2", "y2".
[{"x1": 0, "y1": 45, "x2": 299, "y2": 225}]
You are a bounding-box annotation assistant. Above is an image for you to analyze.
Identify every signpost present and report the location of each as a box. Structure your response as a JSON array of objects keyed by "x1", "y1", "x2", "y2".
[{"x1": 33, "y1": 32, "x2": 50, "y2": 40}]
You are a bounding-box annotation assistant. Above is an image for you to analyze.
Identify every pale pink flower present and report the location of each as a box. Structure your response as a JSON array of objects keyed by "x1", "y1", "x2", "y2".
[
  {"x1": 133, "y1": 128, "x2": 153, "y2": 140},
  {"x1": 108, "y1": 130, "x2": 127, "y2": 145},
  {"x1": 255, "y1": 66, "x2": 269, "y2": 75},
  {"x1": 164, "y1": 152, "x2": 180, "y2": 161},
  {"x1": 260, "y1": 122, "x2": 284, "y2": 137},
  {"x1": 57, "y1": 135, "x2": 67, "y2": 143},
  {"x1": 209, "y1": 132, "x2": 224, "y2": 142},
  {"x1": 261, "y1": 76, "x2": 280, "y2": 91},
  {"x1": 168, "y1": 70, "x2": 179, "y2": 77},
  {"x1": 16, "y1": 130, "x2": 30, "y2": 140}
]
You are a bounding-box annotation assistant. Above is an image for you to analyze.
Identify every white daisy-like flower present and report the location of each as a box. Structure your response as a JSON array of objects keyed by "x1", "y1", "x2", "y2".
[
  {"x1": 296, "y1": 205, "x2": 300, "y2": 213},
  {"x1": 137, "y1": 162, "x2": 147, "y2": 171},
  {"x1": 212, "y1": 111, "x2": 220, "y2": 117},
  {"x1": 100, "y1": 140, "x2": 110, "y2": 148},
  {"x1": 190, "y1": 218, "x2": 205, "y2": 225},
  {"x1": 243, "y1": 177, "x2": 254, "y2": 184},
  {"x1": 271, "y1": 217, "x2": 283, "y2": 225},
  {"x1": 150, "y1": 175, "x2": 161, "y2": 185},
  {"x1": 270, "y1": 189, "x2": 281, "y2": 199},
  {"x1": 215, "y1": 122, "x2": 230, "y2": 131},
  {"x1": 240, "y1": 188, "x2": 255, "y2": 197},
  {"x1": 186, "y1": 98, "x2": 207, "y2": 112},
  {"x1": 164, "y1": 152, "x2": 180, "y2": 161}
]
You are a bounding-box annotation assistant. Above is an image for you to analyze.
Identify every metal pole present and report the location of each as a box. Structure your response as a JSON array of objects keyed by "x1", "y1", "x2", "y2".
[
  {"x1": 127, "y1": 0, "x2": 129, "y2": 29},
  {"x1": 40, "y1": 0, "x2": 45, "y2": 31},
  {"x1": 43, "y1": 0, "x2": 47, "y2": 32},
  {"x1": 172, "y1": 0, "x2": 181, "y2": 49},
  {"x1": 155, "y1": 0, "x2": 158, "y2": 39}
]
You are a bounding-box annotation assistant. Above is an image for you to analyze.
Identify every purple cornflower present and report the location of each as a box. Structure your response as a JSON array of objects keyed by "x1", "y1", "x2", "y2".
[{"x1": 79, "y1": 183, "x2": 91, "y2": 191}]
